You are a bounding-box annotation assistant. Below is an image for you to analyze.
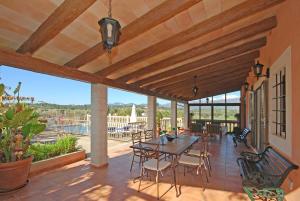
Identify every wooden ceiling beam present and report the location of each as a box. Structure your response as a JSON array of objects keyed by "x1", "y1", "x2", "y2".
[
  {"x1": 17, "y1": 0, "x2": 96, "y2": 54},
  {"x1": 172, "y1": 77, "x2": 244, "y2": 97},
  {"x1": 145, "y1": 51, "x2": 258, "y2": 90},
  {"x1": 132, "y1": 36, "x2": 267, "y2": 86},
  {"x1": 186, "y1": 85, "x2": 242, "y2": 100},
  {"x1": 0, "y1": 49, "x2": 183, "y2": 102},
  {"x1": 96, "y1": 0, "x2": 283, "y2": 77},
  {"x1": 157, "y1": 65, "x2": 251, "y2": 93},
  {"x1": 65, "y1": 0, "x2": 201, "y2": 68},
  {"x1": 161, "y1": 70, "x2": 248, "y2": 95}
]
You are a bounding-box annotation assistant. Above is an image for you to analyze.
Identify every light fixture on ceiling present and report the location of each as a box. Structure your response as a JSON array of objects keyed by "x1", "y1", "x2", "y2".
[
  {"x1": 192, "y1": 76, "x2": 199, "y2": 97},
  {"x1": 98, "y1": 0, "x2": 121, "y2": 53},
  {"x1": 252, "y1": 61, "x2": 270, "y2": 78}
]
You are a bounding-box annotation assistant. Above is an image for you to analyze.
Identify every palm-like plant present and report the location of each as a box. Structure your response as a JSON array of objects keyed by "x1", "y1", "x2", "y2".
[{"x1": 0, "y1": 83, "x2": 45, "y2": 163}]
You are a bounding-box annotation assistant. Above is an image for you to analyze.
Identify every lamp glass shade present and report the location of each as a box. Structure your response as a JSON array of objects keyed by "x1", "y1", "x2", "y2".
[
  {"x1": 192, "y1": 86, "x2": 198, "y2": 96},
  {"x1": 253, "y1": 61, "x2": 264, "y2": 77},
  {"x1": 244, "y1": 82, "x2": 249, "y2": 91},
  {"x1": 98, "y1": 17, "x2": 121, "y2": 51}
]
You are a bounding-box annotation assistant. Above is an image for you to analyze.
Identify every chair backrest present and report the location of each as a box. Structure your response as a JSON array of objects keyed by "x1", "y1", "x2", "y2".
[
  {"x1": 144, "y1": 129, "x2": 153, "y2": 141},
  {"x1": 140, "y1": 141, "x2": 160, "y2": 169},
  {"x1": 240, "y1": 128, "x2": 251, "y2": 139},
  {"x1": 259, "y1": 146, "x2": 299, "y2": 187},
  {"x1": 200, "y1": 132, "x2": 210, "y2": 154},
  {"x1": 131, "y1": 131, "x2": 142, "y2": 145}
]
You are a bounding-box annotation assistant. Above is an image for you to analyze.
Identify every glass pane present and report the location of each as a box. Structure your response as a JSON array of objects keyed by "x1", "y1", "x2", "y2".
[
  {"x1": 189, "y1": 99, "x2": 200, "y2": 104},
  {"x1": 226, "y1": 106, "x2": 240, "y2": 121},
  {"x1": 226, "y1": 91, "x2": 241, "y2": 103},
  {"x1": 200, "y1": 106, "x2": 211, "y2": 120},
  {"x1": 213, "y1": 94, "x2": 225, "y2": 103},
  {"x1": 213, "y1": 106, "x2": 225, "y2": 120},
  {"x1": 177, "y1": 103, "x2": 184, "y2": 128},
  {"x1": 200, "y1": 97, "x2": 212, "y2": 104},
  {"x1": 189, "y1": 106, "x2": 200, "y2": 122}
]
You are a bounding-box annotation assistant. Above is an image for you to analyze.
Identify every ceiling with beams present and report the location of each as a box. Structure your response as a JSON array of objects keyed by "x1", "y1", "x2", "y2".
[{"x1": 0, "y1": 0, "x2": 284, "y2": 101}]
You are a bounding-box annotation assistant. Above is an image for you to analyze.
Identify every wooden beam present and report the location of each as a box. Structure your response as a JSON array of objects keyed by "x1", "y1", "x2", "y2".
[
  {"x1": 65, "y1": 0, "x2": 201, "y2": 68},
  {"x1": 160, "y1": 69, "x2": 249, "y2": 95},
  {"x1": 17, "y1": 0, "x2": 96, "y2": 54},
  {"x1": 96, "y1": 0, "x2": 283, "y2": 77},
  {"x1": 157, "y1": 65, "x2": 251, "y2": 93},
  {"x1": 130, "y1": 36, "x2": 267, "y2": 85},
  {"x1": 145, "y1": 51, "x2": 259, "y2": 90},
  {"x1": 0, "y1": 49, "x2": 183, "y2": 102},
  {"x1": 187, "y1": 85, "x2": 242, "y2": 100},
  {"x1": 172, "y1": 78, "x2": 244, "y2": 97}
]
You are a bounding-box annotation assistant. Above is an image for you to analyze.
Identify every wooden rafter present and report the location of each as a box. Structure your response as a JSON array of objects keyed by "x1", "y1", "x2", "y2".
[
  {"x1": 17, "y1": 0, "x2": 96, "y2": 54},
  {"x1": 95, "y1": 0, "x2": 283, "y2": 77},
  {"x1": 158, "y1": 70, "x2": 249, "y2": 97},
  {"x1": 144, "y1": 51, "x2": 259, "y2": 90},
  {"x1": 157, "y1": 64, "x2": 252, "y2": 93},
  {"x1": 171, "y1": 78, "x2": 245, "y2": 98},
  {"x1": 0, "y1": 49, "x2": 183, "y2": 102},
  {"x1": 131, "y1": 35, "x2": 268, "y2": 86},
  {"x1": 65, "y1": 0, "x2": 201, "y2": 68}
]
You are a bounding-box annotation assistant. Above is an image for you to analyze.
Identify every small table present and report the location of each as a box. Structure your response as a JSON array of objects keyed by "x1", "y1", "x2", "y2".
[{"x1": 130, "y1": 135, "x2": 199, "y2": 197}]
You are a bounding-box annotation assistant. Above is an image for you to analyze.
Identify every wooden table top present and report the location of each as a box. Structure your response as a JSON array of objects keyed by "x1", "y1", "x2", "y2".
[{"x1": 130, "y1": 135, "x2": 199, "y2": 155}]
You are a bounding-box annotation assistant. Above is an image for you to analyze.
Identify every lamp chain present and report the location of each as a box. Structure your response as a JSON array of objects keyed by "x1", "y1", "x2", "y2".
[{"x1": 108, "y1": 0, "x2": 112, "y2": 18}]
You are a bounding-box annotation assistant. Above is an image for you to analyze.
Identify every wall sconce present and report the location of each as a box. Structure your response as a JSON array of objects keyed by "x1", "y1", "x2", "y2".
[{"x1": 253, "y1": 61, "x2": 270, "y2": 78}]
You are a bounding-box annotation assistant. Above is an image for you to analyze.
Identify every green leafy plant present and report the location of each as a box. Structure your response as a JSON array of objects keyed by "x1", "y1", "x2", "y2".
[
  {"x1": 0, "y1": 83, "x2": 46, "y2": 163},
  {"x1": 28, "y1": 135, "x2": 79, "y2": 162}
]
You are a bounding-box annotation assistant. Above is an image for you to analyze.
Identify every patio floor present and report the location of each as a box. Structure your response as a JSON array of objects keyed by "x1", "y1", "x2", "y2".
[{"x1": 0, "y1": 135, "x2": 251, "y2": 201}]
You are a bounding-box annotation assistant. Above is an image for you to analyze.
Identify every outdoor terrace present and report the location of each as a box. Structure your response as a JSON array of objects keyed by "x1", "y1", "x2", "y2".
[{"x1": 1, "y1": 136, "x2": 250, "y2": 201}]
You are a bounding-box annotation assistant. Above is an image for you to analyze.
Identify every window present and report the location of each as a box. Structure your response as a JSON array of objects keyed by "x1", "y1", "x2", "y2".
[{"x1": 272, "y1": 67, "x2": 286, "y2": 138}]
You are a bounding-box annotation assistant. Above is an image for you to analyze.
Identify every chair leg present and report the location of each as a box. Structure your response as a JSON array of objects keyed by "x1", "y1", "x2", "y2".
[
  {"x1": 138, "y1": 167, "x2": 144, "y2": 192},
  {"x1": 199, "y1": 168, "x2": 206, "y2": 190},
  {"x1": 202, "y1": 163, "x2": 209, "y2": 183},
  {"x1": 156, "y1": 171, "x2": 159, "y2": 200},
  {"x1": 130, "y1": 154, "x2": 135, "y2": 172}
]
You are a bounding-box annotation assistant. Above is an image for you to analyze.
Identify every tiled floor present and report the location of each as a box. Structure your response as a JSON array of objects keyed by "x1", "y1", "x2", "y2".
[{"x1": 0, "y1": 135, "x2": 251, "y2": 201}]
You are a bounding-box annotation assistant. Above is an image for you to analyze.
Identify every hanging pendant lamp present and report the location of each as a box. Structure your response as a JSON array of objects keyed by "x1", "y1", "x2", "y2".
[
  {"x1": 192, "y1": 76, "x2": 199, "y2": 97},
  {"x1": 98, "y1": 0, "x2": 121, "y2": 53}
]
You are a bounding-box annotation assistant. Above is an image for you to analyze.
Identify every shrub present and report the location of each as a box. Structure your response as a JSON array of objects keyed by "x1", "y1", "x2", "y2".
[{"x1": 28, "y1": 135, "x2": 80, "y2": 162}]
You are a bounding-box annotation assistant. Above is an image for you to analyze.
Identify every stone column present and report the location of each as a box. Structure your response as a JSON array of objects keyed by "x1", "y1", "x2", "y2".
[
  {"x1": 183, "y1": 103, "x2": 189, "y2": 129},
  {"x1": 91, "y1": 83, "x2": 108, "y2": 167},
  {"x1": 147, "y1": 96, "x2": 157, "y2": 136},
  {"x1": 171, "y1": 100, "x2": 177, "y2": 129}
]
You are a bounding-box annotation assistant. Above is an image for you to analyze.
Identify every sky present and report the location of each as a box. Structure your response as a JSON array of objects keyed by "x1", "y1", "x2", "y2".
[{"x1": 0, "y1": 66, "x2": 171, "y2": 105}]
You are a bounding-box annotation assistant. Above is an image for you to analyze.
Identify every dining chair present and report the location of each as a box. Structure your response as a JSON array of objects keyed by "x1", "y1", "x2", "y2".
[
  {"x1": 188, "y1": 133, "x2": 212, "y2": 176},
  {"x1": 144, "y1": 129, "x2": 154, "y2": 141},
  {"x1": 130, "y1": 131, "x2": 142, "y2": 172},
  {"x1": 138, "y1": 142, "x2": 175, "y2": 200},
  {"x1": 177, "y1": 141, "x2": 209, "y2": 190}
]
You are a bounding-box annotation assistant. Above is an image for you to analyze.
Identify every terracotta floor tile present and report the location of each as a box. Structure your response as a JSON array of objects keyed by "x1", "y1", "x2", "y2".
[{"x1": 0, "y1": 136, "x2": 253, "y2": 201}]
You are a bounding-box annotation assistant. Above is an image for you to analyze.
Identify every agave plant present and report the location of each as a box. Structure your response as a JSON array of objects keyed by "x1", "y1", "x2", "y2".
[{"x1": 0, "y1": 83, "x2": 46, "y2": 163}]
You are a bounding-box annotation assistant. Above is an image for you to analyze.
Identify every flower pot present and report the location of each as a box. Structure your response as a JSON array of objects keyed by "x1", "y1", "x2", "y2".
[{"x1": 0, "y1": 156, "x2": 32, "y2": 193}]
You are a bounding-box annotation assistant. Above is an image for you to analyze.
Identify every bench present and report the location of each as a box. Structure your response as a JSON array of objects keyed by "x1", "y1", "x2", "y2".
[
  {"x1": 232, "y1": 128, "x2": 251, "y2": 148},
  {"x1": 237, "y1": 146, "x2": 298, "y2": 189}
]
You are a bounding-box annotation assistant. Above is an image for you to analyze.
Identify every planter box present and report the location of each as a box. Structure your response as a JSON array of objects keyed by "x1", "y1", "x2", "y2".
[{"x1": 30, "y1": 150, "x2": 86, "y2": 176}]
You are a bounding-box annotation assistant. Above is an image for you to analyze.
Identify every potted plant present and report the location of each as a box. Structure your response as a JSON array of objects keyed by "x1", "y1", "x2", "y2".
[{"x1": 0, "y1": 82, "x2": 45, "y2": 193}]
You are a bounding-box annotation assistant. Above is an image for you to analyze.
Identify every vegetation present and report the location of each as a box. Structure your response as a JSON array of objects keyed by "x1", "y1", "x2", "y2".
[
  {"x1": 0, "y1": 82, "x2": 46, "y2": 163},
  {"x1": 28, "y1": 135, "x2": 79, "y2": 162}
]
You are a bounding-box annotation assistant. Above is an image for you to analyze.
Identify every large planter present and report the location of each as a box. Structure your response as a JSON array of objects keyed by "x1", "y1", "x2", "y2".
[
  {"x1": 0, "y1": 156, "x2": 32, "y2": 193},
  {"x1": 30, "y1": 150, "x2": 86, "y2": 176}
]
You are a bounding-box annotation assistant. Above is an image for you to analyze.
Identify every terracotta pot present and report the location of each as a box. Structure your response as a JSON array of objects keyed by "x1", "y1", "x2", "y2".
[{"x1": 0, "y1": 156, "x2": 32, "y2": 193}]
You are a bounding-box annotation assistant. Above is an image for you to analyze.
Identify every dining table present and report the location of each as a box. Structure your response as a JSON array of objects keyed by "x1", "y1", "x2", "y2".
[{"x1": 130, "y1": 134, "x2": 200, "y2": 197}]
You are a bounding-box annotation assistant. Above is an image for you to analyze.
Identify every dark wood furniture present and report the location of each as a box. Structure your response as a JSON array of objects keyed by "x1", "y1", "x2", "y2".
[
  {"x1": 237, "y1": 146, "x2": 298, "y2": 188},
  {"x1": 232, "y1": 128, "x2": 251, "y2": 147}
]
